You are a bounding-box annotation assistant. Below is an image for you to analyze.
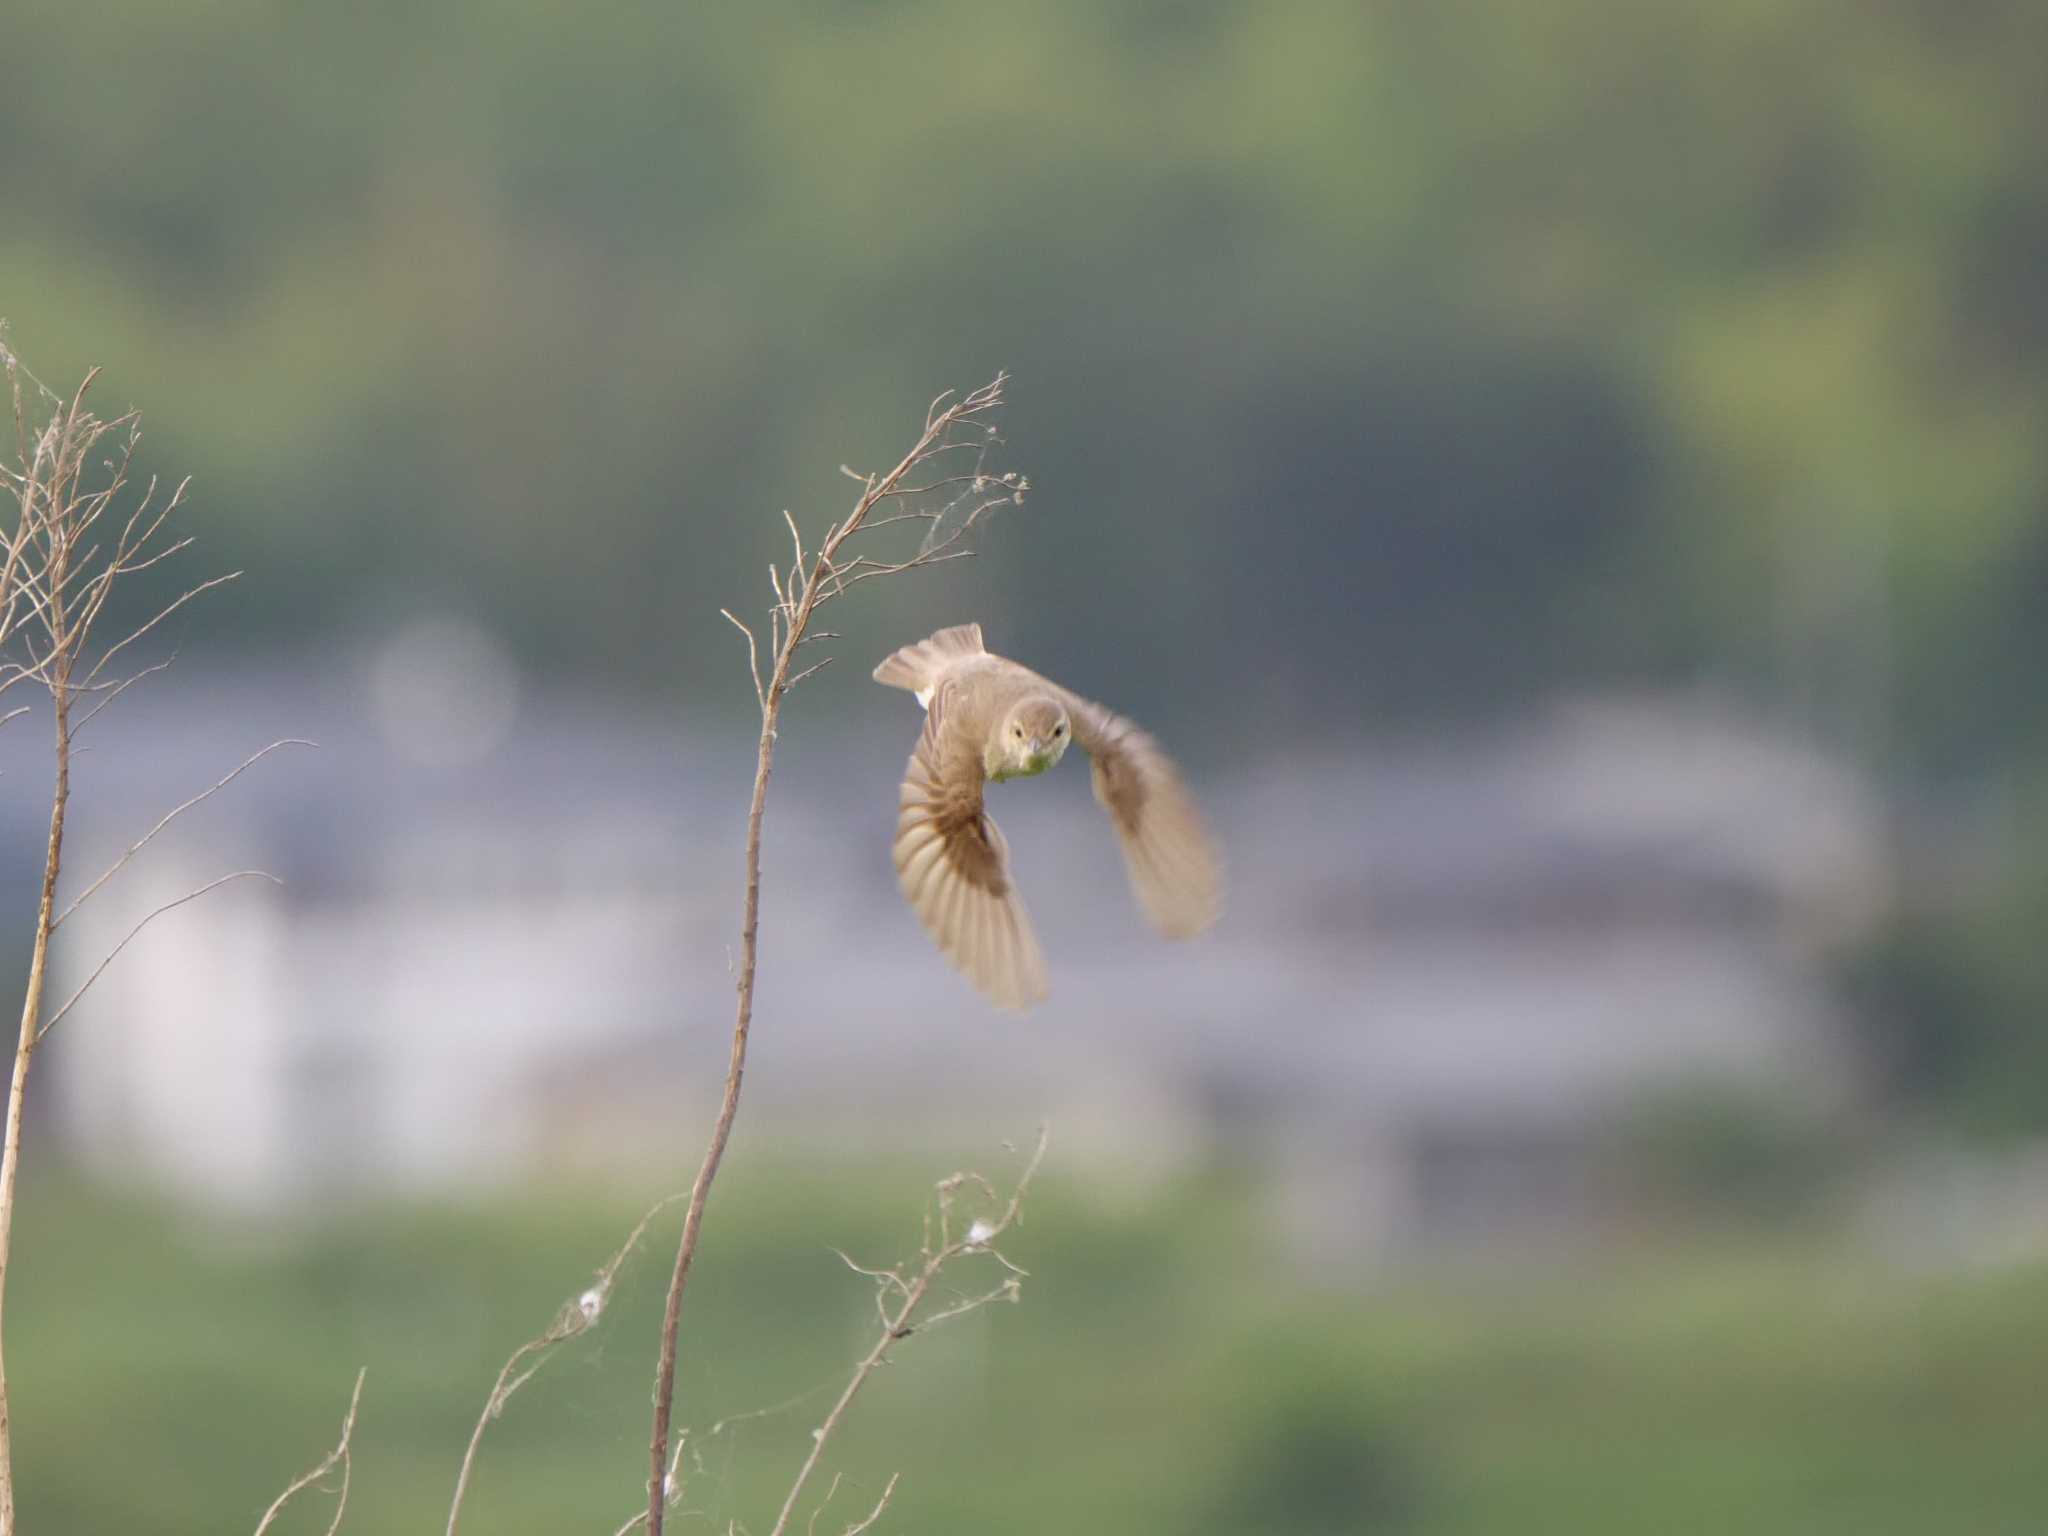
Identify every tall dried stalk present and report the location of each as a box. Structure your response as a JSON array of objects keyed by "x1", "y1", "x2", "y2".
[
  {"x1": 641, "y1": 376, "x2": 1025, "y2": 1536},
  {"x1": 611, "y1": 1129, "x2": 1045, "y2": 1536},
  {"x1": 0, "y1": 337, "x2": 295, "y2": 1531}
]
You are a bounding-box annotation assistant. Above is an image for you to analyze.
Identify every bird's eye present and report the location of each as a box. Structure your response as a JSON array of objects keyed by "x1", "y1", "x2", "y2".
[{"x1": 1054, "y1": 723, "x2": 1066, "y2": 736}]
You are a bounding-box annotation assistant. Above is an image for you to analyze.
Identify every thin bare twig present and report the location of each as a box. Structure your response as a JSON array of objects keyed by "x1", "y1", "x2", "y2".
[
  {"x1": 642, "y1": 375, "x2": 1018, "y2": 1536},
  {"x1": 56, "y1": 739, "x2": 312, "y2": 927},
  {"x1": 40, "y1": 871, "x2": 283, "y2": 1041},
  {"x1": 252, "y1": 1369, "x2": 365, "y2": 1536},
  {"x1": 783, "y1": 656, "x2": 835, "y2": 693},
  {"x1": 81, "y1": 568, "x2": 240, "y2": 687},
  {"x1": 69, "y1": 651, "x2": 177, "y2": 733},
  {"x1": 719, "y1": 609, "x2": 764, "y2": 710},
  {"x1": 765, "y1": 1129, "x2": 1047, "y2": 1536},
  {"x1": 445, "y1": 1194, "x2": 685, "y2": 1536},
  {"x1": 838, "y1": 1474, "x2": 901, "y2": 1536}
]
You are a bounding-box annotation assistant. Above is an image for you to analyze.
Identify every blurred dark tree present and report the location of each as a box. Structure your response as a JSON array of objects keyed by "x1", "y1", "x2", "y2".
[
  {"x1": 1611, "y1": 1084, "x2": 1844, "y2": 1222},
  {"x1": 1186, "y1": 1336, "x2": 1427, "y2": 1535},
  {"x1": 1845, "y1": 768, "x2": 2048, "y2": 1135},
  {"x1": 0, "y1": 0, "x2": 2039, "y2": 754}
]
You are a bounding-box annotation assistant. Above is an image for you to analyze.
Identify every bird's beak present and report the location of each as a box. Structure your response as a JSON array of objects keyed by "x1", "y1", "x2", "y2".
[{"x1": 1028, "y1": 737, "x2": 1045, "y2": 757}]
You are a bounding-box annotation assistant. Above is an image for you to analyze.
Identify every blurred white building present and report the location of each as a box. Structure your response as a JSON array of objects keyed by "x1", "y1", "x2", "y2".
[{"x1": 5, "y1": 664, "x2": 1891, "y2": 1260}]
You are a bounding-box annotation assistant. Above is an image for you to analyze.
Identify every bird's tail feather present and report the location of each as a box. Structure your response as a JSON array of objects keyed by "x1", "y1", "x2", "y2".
[{"x1": 872, "y1": 623, "x2": 986, "y2": 691}]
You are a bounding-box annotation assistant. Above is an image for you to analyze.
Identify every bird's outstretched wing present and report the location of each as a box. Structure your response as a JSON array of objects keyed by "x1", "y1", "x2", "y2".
[
  {"x1": 893, "y1": 684, "x2": 1049, "y2": 1010},
  {"x1": 1058, "y1": 691, "x2": 1224, "y2": 939}
]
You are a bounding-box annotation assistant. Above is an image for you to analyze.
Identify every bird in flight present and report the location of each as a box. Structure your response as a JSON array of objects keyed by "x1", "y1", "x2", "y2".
[{"x1": 873, "y1": 623, "x2": 1223, "y2": 1010}]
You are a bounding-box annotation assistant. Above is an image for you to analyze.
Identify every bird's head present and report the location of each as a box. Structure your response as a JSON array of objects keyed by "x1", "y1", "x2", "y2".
[{"x1": 994, "y1": 694, "x2": 1071, "y2": 779}]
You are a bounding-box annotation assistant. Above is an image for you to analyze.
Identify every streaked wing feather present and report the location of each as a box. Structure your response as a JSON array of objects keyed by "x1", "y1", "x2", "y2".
[{"x1": 893, "y1": 686, "x2": 1049, "y2": 1010}]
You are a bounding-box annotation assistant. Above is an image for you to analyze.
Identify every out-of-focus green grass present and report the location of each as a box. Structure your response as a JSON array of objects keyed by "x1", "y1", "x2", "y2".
[{"x1": 11, "y1": 1151, "x2": 2048, "y2": 1535}]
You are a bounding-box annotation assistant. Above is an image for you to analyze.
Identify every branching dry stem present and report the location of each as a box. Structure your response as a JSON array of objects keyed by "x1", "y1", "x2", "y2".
[
  {"x1": 641, "y1": 375, "x2": 1022, "y2": 1536},
  {"x1": 0, "y1": 332, "x2": 283, "y2": 1531},
  {"x1": 445, "y1": 1193, "x2": 685, "y2": 1536},
  {"x1": 252, "y1": 1369, "x2": 366, "y2": 1536},
  {"x1": 764, "y1": 1128, "x2": 1046, "y2": 1536},
  {"x1": 54, "y1": 738, "x2": 312, "y2": 927}
]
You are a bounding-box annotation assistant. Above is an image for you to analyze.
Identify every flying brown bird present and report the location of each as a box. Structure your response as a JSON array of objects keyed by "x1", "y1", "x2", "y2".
[{"x1": 873, "y1": 623, "x2": 1223, "y2": 1010}]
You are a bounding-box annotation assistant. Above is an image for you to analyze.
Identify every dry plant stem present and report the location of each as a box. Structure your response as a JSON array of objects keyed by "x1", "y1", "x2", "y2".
[
  {"x1": 837, "y1": 1475, "x2": 901, "y2": 1536},
  {"x1": 799, "y1": 1471, "x2": 900, "y2": 1536},
  {"x1": 252, "y1": 1369, "x2": 365, "y2": 1536},
  {"x1": 0, "y1": 341, "x2": 266, "y2": 1533},
  {"x1": 0, "y1": 687, "x2": 67, "y2": 1536},
  {"x1": 643, "y1": 377, "x2": 1015, "y2": 1536},
  {"x1": 54, "y1": 737, "x2": 311, "y2": 928},
  {"x1": 766, "y1": 1128, "x2": 1045, "y2": 1536},
  {"x1": 0, "y1": 355, "x2": 80, "y2": 1531},
  {"x1": 39, "y1": 868, "x2": 284, "y2": 1041},
  {"x1": 445, "y1": 1194, "x2": 683, "y2": 1536},
  {"x1": 609, "y1": 1435, "x2": 691, "y2": 1536}
]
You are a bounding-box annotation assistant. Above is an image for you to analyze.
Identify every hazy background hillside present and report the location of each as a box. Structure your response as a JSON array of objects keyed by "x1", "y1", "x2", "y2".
[
  {"x1": 6, "y1": 3, "x2": 2044, "y2": 756},
  {"x1": 5, "y1": 2, "x2": 2048, "y2": 1531}
]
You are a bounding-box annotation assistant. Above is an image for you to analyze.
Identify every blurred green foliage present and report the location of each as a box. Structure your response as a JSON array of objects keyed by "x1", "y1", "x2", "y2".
[
  {"x1": 2, "y1": 0, "x2": 2044, "y2": 754},
  {"x1": 1846, "y1": 771, "x2": 2048, "y2": 1136},
  {"x1": 1610, "y1": 1083, "x2": 1847, "y2": 1224},
  {"x1": 1187, "y1": 1332, "x2": 1427, "y2": 1534},
  {"x1": 13, "y1": 1159, "x2": 2048, "y2": 1534}
]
